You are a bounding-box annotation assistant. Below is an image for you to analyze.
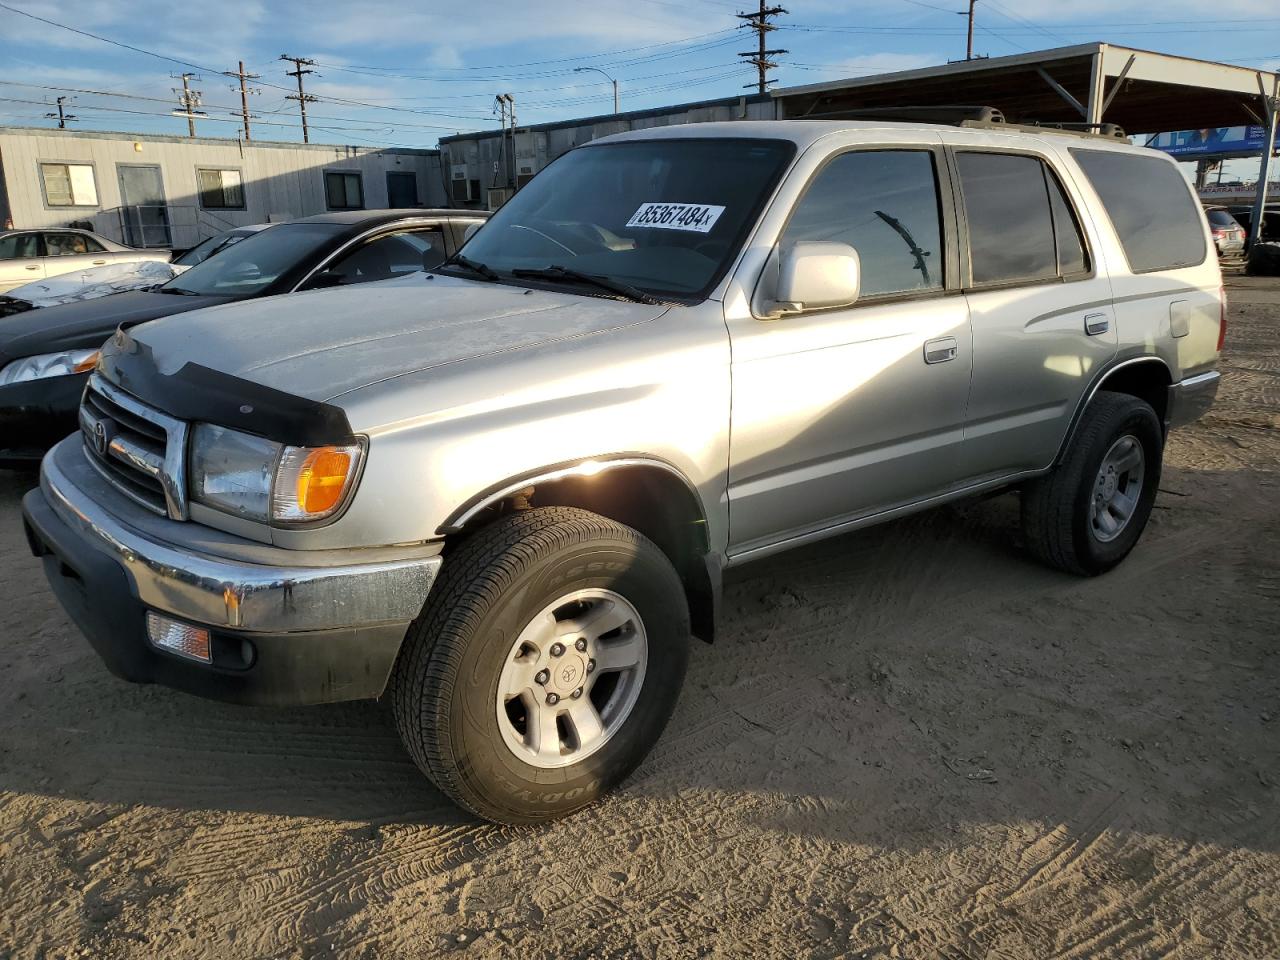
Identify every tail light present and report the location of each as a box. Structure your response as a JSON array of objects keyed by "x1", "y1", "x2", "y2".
[{"x1": 1217, "y1": 284, "x2": 1227, "y2": 352}]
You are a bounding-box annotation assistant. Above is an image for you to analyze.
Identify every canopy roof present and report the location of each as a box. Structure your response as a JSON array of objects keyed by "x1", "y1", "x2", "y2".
[{"x1": 774, "y1": 43, "x2": 1278, "y2": 136}]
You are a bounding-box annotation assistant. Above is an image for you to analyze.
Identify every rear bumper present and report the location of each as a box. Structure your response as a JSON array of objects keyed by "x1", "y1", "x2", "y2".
[
  {"x1": 1166, "y1": 370, "x2": 1220, "y2": 430},
  {"x1": 0, "y1": 373, "x2": 86, "y2": 465},
  {"x1": 23, "y1": 438, "x2": 442, "y2": 705}
]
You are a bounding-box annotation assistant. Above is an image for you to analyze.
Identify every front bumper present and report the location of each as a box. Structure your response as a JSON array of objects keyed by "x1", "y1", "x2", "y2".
[
  {"x1": 0, "y1": 372, "x2": 87, "y2": 465},
  {"x1": 1167, "y1": 370, "x2": 1221, "y2": 430},
  {"x1": 23, "y1": 437, "x2": 442, "y2": 705}
]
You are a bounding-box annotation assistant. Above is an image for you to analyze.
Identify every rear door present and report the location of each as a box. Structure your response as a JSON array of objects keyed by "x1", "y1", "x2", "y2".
[
  {"x1": 0, "y1": 233, "x2": 44, "y2": 291},
  {"x1": 947, "y1": 141, "x2": 1118, "y2": 480}
]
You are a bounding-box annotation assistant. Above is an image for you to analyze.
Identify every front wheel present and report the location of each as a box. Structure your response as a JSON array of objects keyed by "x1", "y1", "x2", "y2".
[
  {"x1": 391, "y1": 506, "x2": 690, "y2": 824},
  {"x1": 1021, "y1": 391, "x2": 1164, "y2": 576}
]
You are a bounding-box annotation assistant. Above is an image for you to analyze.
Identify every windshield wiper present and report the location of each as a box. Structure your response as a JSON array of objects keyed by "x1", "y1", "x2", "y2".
[
  {"x1": 439, "y1": 254, "x2": 500, "y2": 282},
  {"x1": 156, "y1": 286, "x2": 200, "y2": 296},
  {"x1": 511, "y1": 265, "x2": 658, "y2": 305}
]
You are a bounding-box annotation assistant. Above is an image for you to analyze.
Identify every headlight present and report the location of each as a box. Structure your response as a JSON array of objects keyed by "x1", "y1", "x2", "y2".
[
  {"x1": 0, "y1": 348, "x2": 100, "y2": 386},
  {"x1": 189, "y1": 423, "x2": 363, "y2": 524}
]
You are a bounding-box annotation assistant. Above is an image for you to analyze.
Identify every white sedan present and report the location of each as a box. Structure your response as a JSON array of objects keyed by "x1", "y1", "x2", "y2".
[{"x1": 0, "y1": 227, "x2": 171, "y2": 293}]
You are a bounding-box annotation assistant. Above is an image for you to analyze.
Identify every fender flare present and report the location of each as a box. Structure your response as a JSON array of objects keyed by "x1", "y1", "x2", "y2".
[{"x1": 1053, "y1": 355, "x2": 1173, "y2": 465}]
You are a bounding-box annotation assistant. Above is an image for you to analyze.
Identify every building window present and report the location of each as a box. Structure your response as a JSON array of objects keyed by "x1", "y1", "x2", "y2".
[
  {"x1": 325, "y1": 171, "x2": 364, "y2": 210},
  {"x1": 40, "y1": 163, "x2": 98, "y2": 207},
  {"x1": 197, "y1": 168, "x2": 245, "y2": 209}
]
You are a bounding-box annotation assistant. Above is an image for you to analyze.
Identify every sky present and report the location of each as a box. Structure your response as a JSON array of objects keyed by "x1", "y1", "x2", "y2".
[{"x1": 0, "y1": 0, "x2": 1277, "y2": 169}]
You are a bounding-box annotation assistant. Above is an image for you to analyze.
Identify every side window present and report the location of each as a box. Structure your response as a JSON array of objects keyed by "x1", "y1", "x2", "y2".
[
  {"x1": 782, "y1": 150, "x2": 944, "y2": 297},
  {"x1": 44, "y1": 232, "x2": 93, "y2": 256},
  {"x1": 325, "y1": 171, "x2": 364, "y2": 211},
  {"x1": 1071, "y1": 149, "x2": 1206, "y2": 273},
  {"x1": 1046, "y1": 172, "x2": 1087, "y2": 276},
  {"x1": 0, "y1": 233, "x2": 41, "y2": 259},
  {"x1": 957, "y1": 152, "x2": 1058, "y2": 286},
  {"x1": 310, "y1": 228, "x2": 446, "y2": 288}
]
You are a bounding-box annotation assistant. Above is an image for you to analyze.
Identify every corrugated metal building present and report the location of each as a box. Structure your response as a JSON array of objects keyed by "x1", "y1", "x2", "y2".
[
  {"x1": 439, "y1": 94, "x2": 778, "y2": 210},
  {"x1": 0, "y1": 127, "x2": 446, "y2": 250}
]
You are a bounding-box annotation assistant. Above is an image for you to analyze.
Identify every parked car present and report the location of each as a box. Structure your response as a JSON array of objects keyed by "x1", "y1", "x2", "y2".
[
  {"x1": 0, "y1": 225, "x2": 278, "y2": 320},
  {"x1": 0, "y1": 209, "x2": 484, "y2": 464},
  {"x1": 1227, "y1": 203, "x2": 1280, "y2": 246},
  {"x1": 0, "y1": 228, "x2": 170, "y2": 293},
  {"x1": 22, "y1": 121, "x2": 1222, "y2": 824},
  {"x1": 1203, "y1": 204, "x2": 1246, "y2": 266}
]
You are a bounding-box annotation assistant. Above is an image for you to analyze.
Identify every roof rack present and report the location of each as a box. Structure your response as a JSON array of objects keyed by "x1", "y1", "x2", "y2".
[{"x1": 798, "y1": 104, "x2": 1127, "y2": 140}]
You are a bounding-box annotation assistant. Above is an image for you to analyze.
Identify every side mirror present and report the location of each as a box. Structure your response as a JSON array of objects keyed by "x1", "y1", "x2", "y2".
[
  {"x1": 774, "y1": 241, "x2": 861, "y2": 316},
  {"x1": 304, "y1": 272, "x2": 346, "y2": 290}
]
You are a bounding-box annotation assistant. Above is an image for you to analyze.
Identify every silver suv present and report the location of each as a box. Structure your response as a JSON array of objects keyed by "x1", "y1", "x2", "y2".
[{"x1": 23, "y1": 120, "x2": 1223, "y2": 823}]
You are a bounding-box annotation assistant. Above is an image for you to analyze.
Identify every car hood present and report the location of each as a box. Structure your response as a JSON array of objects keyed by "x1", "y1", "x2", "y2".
[
  {"x1": 127, "y1": 273, "x2": 671, "y2": 402},
  {"x1": 0, "y1": 289, "x2": 229, "y2": 364},
  {"x1": 5, "y1": 261, "x2": 188, "y2": 309}
]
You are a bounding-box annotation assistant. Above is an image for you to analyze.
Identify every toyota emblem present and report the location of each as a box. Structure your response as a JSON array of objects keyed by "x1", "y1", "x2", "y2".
[{"x1": 92, "y1": 418, "x2": 112, "y2": 456}]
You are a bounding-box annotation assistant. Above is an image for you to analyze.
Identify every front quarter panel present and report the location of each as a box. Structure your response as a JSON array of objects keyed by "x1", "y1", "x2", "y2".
[{"x1": 269, "y1": 303, "x2": 732, "y2": 553}]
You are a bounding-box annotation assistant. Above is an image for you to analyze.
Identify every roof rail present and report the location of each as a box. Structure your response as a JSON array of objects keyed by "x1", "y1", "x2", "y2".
[
  {"x1": 797, "y1": 103, "x2": 1127, "y2": 139},
  {"x1": 802, "y1": 105, "x2": 1005, "y2": 125}
]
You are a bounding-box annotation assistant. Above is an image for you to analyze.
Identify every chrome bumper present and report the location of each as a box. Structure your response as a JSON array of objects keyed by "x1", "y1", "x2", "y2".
[
  {"x1": 1166, "y1": 370, "x2": 1221, "y2": 430},
  {"x1": 39, "y1": 438, "x2": 441, "y2": 634}
]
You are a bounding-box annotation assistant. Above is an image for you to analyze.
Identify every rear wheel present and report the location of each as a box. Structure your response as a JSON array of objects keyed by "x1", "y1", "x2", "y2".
[
  {"x1": 391, "y1": 506, "x2": 689, "y2": 824},
  {"x1": 1021, "y1": 391, "x2": 1163, "y2": 576}
]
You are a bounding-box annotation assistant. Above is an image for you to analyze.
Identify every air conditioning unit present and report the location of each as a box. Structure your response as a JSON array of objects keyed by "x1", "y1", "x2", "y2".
[
  {"x1": 451, "y1": 164, "x2": 476, "y2": 203},
  {"x1": 487, "y1": 187, "x2": 513, "y2": 210},
  {"x1": 516, "y1": 163, "x2": 536, "y2": 190}
]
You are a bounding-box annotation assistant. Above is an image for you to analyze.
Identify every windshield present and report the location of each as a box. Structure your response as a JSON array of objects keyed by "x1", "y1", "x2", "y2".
[
  {"x1": 162, "y1": 223, "x2": 342, "y2": 297},
  {"x1": 1205, "y1": 209, "x2": 1238, "y2": 228},
  {"x1": 454, "y1": 138, "x2": 795, "y2": 300},
  {"x1": 173, "y1": 229, "x2": 258, "y2": 267}
]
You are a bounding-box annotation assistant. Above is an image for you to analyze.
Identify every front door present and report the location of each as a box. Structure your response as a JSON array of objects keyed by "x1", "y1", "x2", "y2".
[
  {"x1": 0, "y1": 232, "x2": 44, "y2": 291},
  {"x1": 117, "y1": 165, "x2": 170, "y2": 247},
  {"x1": 727, "y1": 146, "x2": 972, "y2": 555},
  {"x1": 944, "y1": 144, "x2": 1118, "y2": 479}
]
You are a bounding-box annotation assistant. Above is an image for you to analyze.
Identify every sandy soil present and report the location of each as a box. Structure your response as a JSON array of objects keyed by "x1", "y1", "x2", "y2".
[{"x1": 1, "y1": 278, "x2": 1277, "y2": 960}]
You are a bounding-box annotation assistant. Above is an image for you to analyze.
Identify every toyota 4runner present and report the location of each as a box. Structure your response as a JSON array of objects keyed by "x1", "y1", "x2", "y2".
[{"x1": 23, "y1": 120, "x2": 1224, "y2": 823}]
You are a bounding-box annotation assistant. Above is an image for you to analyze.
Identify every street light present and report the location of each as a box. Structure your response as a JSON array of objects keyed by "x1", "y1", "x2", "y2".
[{"x1": 573, "y1": 66, "x2": 618, "y2": 115}]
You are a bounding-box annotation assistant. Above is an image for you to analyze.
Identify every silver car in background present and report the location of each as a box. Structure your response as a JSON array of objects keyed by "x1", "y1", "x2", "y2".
[{"x1": 0, "y1": 227, "x2": 170, "y2": 292}]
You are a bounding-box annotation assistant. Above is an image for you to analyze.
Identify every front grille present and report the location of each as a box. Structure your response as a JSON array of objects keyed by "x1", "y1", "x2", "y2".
[{"x1": 79, "y1": 374, "x2": 188, "y2": 519}]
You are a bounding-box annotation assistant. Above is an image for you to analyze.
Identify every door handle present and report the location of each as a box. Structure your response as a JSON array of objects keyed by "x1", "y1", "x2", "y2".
[
  {"x1": 924, "y1": 337, "x2": 958, "y2": 364},
  {"x1": 25, "y1": 264, "x2": 40, "y2": 270},
  {"x1": 1084, "y1": 312, "x2": 1110, "y2": 336},
  {"x1": 92, "y1": 259, "x2": 107, "y2": 265}
]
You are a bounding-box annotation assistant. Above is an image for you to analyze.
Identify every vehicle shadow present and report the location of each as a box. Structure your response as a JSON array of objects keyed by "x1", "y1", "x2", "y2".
[{"x1": 0, "y1": 461, "x2": 1275, "y2": 855}]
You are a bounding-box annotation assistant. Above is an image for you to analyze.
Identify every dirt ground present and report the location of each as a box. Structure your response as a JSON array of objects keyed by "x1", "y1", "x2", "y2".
[{"x1": 1, "y1": 277, "x2": 1277, "y2": 960}]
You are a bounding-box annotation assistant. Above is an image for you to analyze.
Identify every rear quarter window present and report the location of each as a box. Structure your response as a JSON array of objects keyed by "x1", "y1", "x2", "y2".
[{"x1": 1071, "y1": 149, "x2": 1207, "y2": 273}]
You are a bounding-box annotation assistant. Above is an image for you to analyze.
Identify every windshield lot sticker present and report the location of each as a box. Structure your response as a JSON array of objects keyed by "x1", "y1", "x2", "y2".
[{"x1": 626, "y1": 202, "x2": 725, "y2": 234}]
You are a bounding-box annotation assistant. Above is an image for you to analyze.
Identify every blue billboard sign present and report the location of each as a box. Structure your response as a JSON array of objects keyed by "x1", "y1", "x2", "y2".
[{"x1": 1146, "y1": 126, "x2": 1275, "y2": 159}]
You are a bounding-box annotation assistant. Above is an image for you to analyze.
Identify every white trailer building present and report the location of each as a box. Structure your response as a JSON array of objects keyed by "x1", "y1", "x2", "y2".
[{"x1": 0, "y1": 127, "x2": 446, "y2": 251}]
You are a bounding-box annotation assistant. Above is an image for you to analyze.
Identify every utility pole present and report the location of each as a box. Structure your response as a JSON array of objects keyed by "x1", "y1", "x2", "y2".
[
  {"x1": 965, "y1": 0, "x2": 978, "y2": 61},
  {"x1": 493, "y1": 94, "x2": 516, "y2": 189},
  {"x1": 45, "y1": 95, "x2": 76, "y2": 129},
  {"x1": 224, "y1": 61, "x2": 260, "y2": 141},
  {"x1": 172, "y1": 73, "x2": 206, "y2": 137},
  {"x1": 737, "y1": 1, "x2": 788, "y2": 96},
  {"x1": 280, "y1": 54, "x2": 318, "y2": 143}
]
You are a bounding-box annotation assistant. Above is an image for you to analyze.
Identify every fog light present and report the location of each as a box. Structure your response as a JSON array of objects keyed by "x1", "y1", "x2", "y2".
[{"x1": 146, "y1": 612, "x2": 211, "y2": 663}]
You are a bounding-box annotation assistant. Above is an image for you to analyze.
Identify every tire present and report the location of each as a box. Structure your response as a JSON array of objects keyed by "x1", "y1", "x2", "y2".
[
  {"x1": 391, "y1": 506, "x2": 690, "y2": 824},
  {"x1": 1021, "y1": 391, "x2": 1163, "y2": 576}
]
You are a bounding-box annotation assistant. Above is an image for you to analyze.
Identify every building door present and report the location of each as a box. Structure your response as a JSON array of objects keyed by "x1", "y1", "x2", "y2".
[
  {"x1": 386, "y1": 171, "x2": 419, "y2": 208},
  {"x1": 117, "y1": 165, "x2": 170, "y2": 247}
]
